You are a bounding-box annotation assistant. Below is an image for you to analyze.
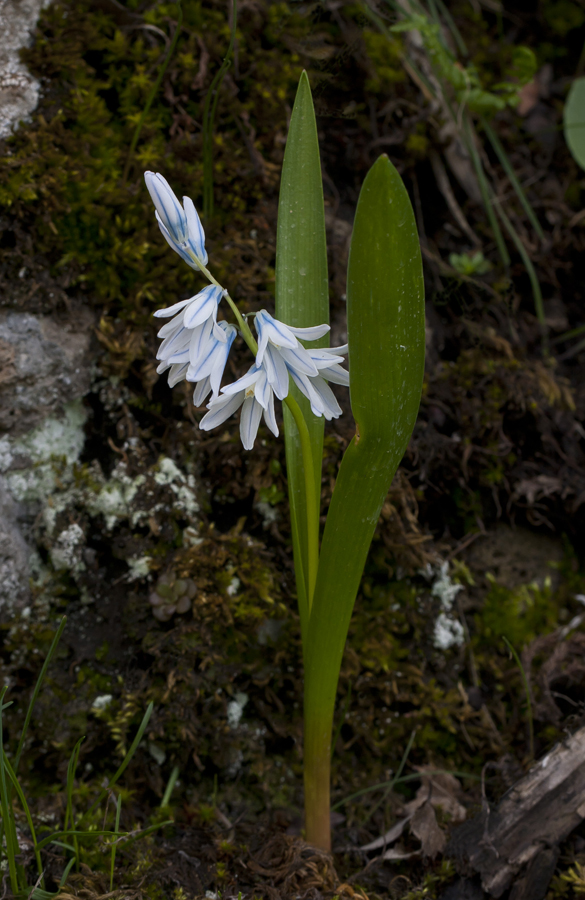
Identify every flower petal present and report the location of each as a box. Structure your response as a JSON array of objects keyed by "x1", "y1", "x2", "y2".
[
  {"x1": 145, "y1": 172, "x2": 188, "y2": 243},
  {"x1": 193, "y1": 376, "x2": 212, "y2": 406},
  {"x1": 168, "y1": 362, "x2": 189, "y2": 387},
  {"x1": 288, "y1": 369, "x2": 326, "y2": 417},
  {"x1": 157, "y1": 314, "x2": 185, "y2": 339},
  {"x1": 209, "y1": 326, "x2": 236, "y2": 395},
  {"x1": 183, "y1": 196, "x2": 208, "y2": 265},
  {"x1": 221, "y1": 366, "x2": 261, "y2": 396},
  {"x1": 153, "y1": 297, "x2": 193, "y2": 319},
  {"x1": 167, "y1": 348, "x2": 191, "y2": 364},
  {"x1": 263, "y1": 390, "x2": 279, "y2": 438},
  {"x1": 280, "y1": 344, "x2": 319, "y2": 377},
  {"x1": 287, "y1": 323, "x2": 330, "y2": 341},
  {"x1": 319, "y1": 363, "x2": 349, "y2": 386},
  {"x1": 188, "y1": 323, "x2": 236, "y2": 393},
  {"x1": 253, "y1": 367, "x2": 271, "y2": 409},
  {"x1": 183, "y1": 285, "x2": 222, "y2": 329},
  {"x1": 157, "y1": 325, "x2": 191, "y2": 360},
  {"x1": 200, "y1": 391, "x2": 244, "y2": 430},
  {"x1": 309, "y1": 375, "x2": 342, "y2": 419},
  {"x1": 155, "y1": 213, "x2": 198, "y2": 268},
  {"x1": 188, "y1": 317, "x2": 215, "y2": 368},
  {"x1": 240, "y1": 395, "x2": 263, "y2": 450},
  {"x1": 255, "y1": 310, "x2": 298, "y2": 351},
  {"x1": 263, "y1": 345, "x2": 290, "y2": 400},
  {"x1": 306, "y1": 348, "x2": 345, "y2": 367}
]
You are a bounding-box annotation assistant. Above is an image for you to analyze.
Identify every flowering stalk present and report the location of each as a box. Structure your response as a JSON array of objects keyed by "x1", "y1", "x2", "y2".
[{"x1": 143, "y1": 70, "x2": 424, "y2": 854}]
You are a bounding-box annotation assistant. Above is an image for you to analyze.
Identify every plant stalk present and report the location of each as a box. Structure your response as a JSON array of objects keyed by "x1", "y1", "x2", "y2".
[
  {"x1": 283, "y1": 395, "x2": 319, "y2": 611},
  {"x1": 303, "y1": 704, "x2": 332, "y2": 850}
]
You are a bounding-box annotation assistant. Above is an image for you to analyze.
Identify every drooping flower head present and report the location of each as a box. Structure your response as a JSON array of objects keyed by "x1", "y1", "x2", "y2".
[
  {"x1": 145, "y1": 172, "x2": 208, "y2": 268},
  {"x1": 200, "y1": 365, "x2": 278, "y2": 450}
]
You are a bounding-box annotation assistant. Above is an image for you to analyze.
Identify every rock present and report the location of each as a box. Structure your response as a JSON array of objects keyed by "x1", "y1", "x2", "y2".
[
  {"x1": 0, "y1": 398, "x2": 88, "y2": 617},
  {"x1": 0, "y1": 308, "x2": 94, "y2": 434},
  {"x1": 0, "y1": 0, "x2": 51, "y2": 140},
  {"x1": 0, "y1": 303, "x2": 95, "y2": 617},
  {"x1": 0, "y1": 476, "x2": 30, "y2": 613}
]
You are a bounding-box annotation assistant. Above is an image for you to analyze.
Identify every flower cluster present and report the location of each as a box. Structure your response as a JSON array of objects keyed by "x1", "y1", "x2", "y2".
[{"x1": 145, "y1": 172, "x2": 349, "y2": 449}]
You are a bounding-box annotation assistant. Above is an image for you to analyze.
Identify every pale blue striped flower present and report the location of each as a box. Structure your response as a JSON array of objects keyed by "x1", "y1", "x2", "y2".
[
  {"x1": 188, "y1": 320, "x2": 237, "y2": 401},
  {"x1": 145, "y1": 171, "x2": 208, "y2": 268},
  {"x1": 200, "y1": 365, "x2": 278, "y2": 450},
  {"x1": 285, "y1": 345, "x2": 348, "y2": 419},
  {"x1": 289, "y1": 370, "x2": 343, "y2": 420},
  {"x1": 155, "y1": 290, "x2": 231, "y2": 396},
  {"x1": 254, "y1": 310, "x2": 331, "y2": 397},
  {"x1": 305, "y1": 345, "x2": 349, "y2": 386}
]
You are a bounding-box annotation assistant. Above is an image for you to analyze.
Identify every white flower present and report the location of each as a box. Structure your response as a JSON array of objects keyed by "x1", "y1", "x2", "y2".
[
  {"x1": 155, "y1": 286, "x2": 224, "y2": 365},
  {"x1": 155, "y1": 291, "x2": 233, "y2": 395},
  {"x1": 188, "y1": 320, "x2": 237, "y2": 405},
  {"x1": 144, "y1": 171, "x2": 208, "y2": 268},
  {"x1": 200, "y1": 365, "x2": 278, "y2": 450},
  {"x1": 305, "y1": 345, "x2": 350, "y2": 386},
  {"x1": 253, "y1": 311, "x2": 349, "y2": 418},
  {"x1": 254, "y1": 310, "x2": 329, "y2": 397},
  {"x1": 289, "y1": 370, "x2": 343, "y2": 420},
  {"x1": 288, "y1": 343, "x2": 348, "y2": 419}
]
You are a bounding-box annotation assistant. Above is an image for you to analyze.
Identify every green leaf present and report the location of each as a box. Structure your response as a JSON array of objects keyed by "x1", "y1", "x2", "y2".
[
  {"x1": 275, "y1": 71, "x2": 329, "y2": 638},
  {"x1": 564, "y1": 76, "x2": 585, "y2": 171},
  {"x1": 304, "y1": 154, "x2": 425, "y2": 814}
]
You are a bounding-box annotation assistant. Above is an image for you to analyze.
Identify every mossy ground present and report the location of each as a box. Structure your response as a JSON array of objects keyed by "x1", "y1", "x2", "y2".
[{"x1": 2, "y1": 0, "x2": 585, "y2": 897}]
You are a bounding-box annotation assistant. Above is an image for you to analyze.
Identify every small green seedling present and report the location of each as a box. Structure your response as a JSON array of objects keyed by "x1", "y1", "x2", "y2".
[{"x1": 449, "y1": 251, "x2": 492, "y2": 275}]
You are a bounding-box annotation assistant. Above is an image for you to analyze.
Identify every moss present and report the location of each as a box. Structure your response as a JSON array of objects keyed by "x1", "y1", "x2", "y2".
[
  {"x1": 476, "y1": 576, "x2": 558, "y2": 649},
  {"x1": 362, "y1": 29, "x2": 405, "y2": 94}
]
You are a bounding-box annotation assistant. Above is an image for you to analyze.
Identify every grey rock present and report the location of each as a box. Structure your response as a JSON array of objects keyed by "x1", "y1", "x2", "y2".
[
  {"x1": 0, "y1": 476, "x2": 30, "y2": 612},
  {"x1": 0, "y1": 305, "x2": 95, "y2": 616},
  {"x1": 0, "y1": 0, "x2": 51, "y2": 139},
  {"x1": 0, "y1": 308, "x2": 94, "y2": 435}
]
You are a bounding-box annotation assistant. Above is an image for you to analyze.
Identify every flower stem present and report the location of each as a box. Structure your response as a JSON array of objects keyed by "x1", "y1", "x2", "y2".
[
  {"x1": 283, "y1": 394, "x2": 319, "y2": 610},
  {"x1": 189, "y1": 256, "x2": 258, "y2": 353}
]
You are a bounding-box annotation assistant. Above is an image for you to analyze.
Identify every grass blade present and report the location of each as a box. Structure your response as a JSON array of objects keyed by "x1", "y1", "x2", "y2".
[
  {"x1": 79, "y1": 702, "x2": 153, "y2": 824},
  {"x1": 37, "y1": 829, "x2": 124, "y2": 851},
  {"x1": 482, "y1": 119, "x2": 544, "y2": 240},
  {"x1": 110, "y1": 794, "x2": 122, "y2": 892},
  {"x1": 0, "y1": 686, "x2": 20, "y2": 895},
  {"x1": 463, "y1": 116, "x2": 510, "y2": 268},
  {"x1": 14, "y1": 617, "x2": 67, "y2": 774},
  {"x1": 161, "y1": 764, "x2": 180, "y2": 807},
  {"x1": 360, "y1": 729, "x2": 416, "y2": 825},
  {"x1": 59, "y1": 857, "x2": 76, "y2": 888},
  {"x1": 64, "y1": 736, "x2": 84, "y2": 869},
  {"x1": 202, "y1": 0, "x2": 237, "y2": 220},
  {"x1": 494, "y1": 200, "x2": 547, "y2": 350},
  {"x1": 122, "y1": 1, "x2": 184, "y2": 184},
  {"x1": 3, "y1": 752, "x2": 44, "y2": 885},
  {"x1": 503, "y1": 636, "x2": 535, "y2": 761}
]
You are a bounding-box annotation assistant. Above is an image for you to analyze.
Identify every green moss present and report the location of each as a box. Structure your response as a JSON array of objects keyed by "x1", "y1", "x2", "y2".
[
  {"x1": 362, "y1": 29, "x2": 405, "y2": 93},
  {"x1": 476, "y1": 576, "x2": 558, "y2": 649}
]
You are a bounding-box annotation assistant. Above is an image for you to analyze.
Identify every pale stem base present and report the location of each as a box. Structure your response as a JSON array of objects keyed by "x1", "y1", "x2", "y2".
[{"x1": 304, "y1": 709, "x2": 332, "y2": 851}]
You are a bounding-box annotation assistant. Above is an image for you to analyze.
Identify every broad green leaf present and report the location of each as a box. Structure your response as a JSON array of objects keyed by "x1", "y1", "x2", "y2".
[
  {"x1": 304, "y1": 154, "x2": 425, "y2": 776},
  {"x1": 564, "y1": 76, "x2": 585, "y2": 171},
  {"x1": 275, "y1": 71, "x2": 329, "y2": 638}
]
